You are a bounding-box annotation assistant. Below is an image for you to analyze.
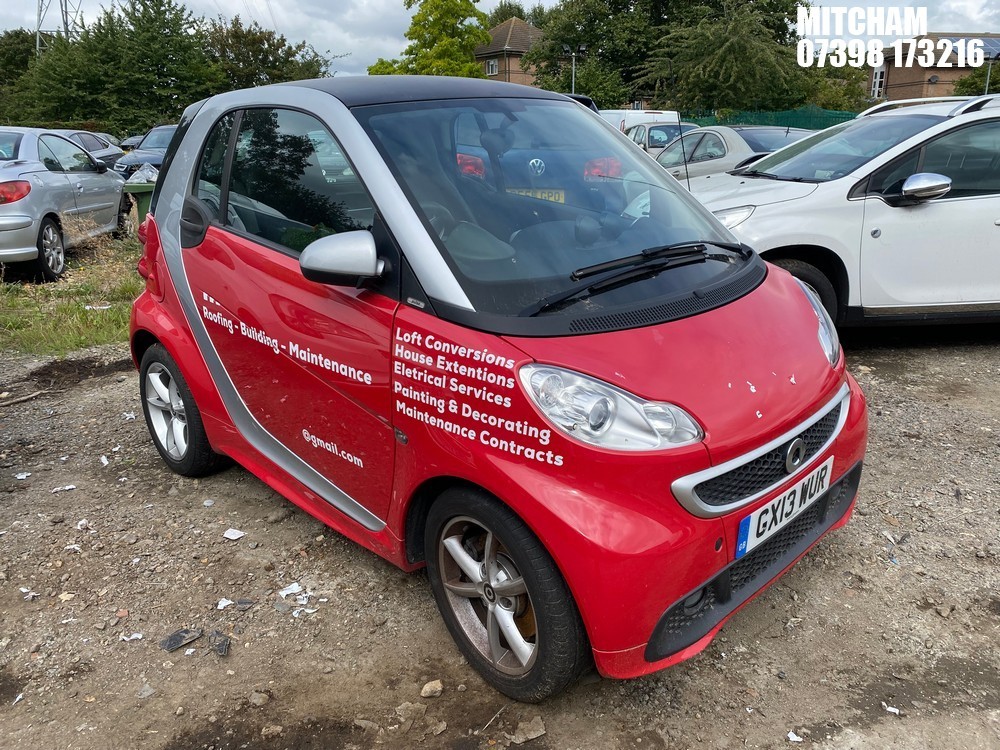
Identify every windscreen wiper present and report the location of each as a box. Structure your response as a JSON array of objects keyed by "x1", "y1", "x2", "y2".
[
  {"x1": 741, "y1": 171, "x2": 817, "y2": 183},
  {"x1": 571, "y1": 240, "x2": 743, "y2": 282}
]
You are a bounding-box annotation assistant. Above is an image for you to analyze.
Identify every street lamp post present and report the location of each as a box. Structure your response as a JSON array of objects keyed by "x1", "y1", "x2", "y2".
[{"x1": 562, "y1": 44, "x2": 587, "y2": 94}]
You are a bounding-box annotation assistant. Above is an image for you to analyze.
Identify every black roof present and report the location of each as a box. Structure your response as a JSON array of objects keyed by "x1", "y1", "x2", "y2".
[{"x1": 284, "y1": 75, "x2": 564, "y2": 108}]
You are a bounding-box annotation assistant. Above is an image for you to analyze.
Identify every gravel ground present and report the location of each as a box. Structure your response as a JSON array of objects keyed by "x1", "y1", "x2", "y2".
[{"x1": 0, "y1": 324, "x2": 997, "y2": 749}]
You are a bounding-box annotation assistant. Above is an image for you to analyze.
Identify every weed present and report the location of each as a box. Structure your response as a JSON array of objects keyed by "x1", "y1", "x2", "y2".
[{"x1": 0, "y1": 233, "x2": 144, "y2": 355}]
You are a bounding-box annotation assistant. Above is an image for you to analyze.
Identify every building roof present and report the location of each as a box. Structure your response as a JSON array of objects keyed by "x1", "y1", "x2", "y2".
[{"x1": 475, "y1": 17, "x2": 544, "y2": 57}]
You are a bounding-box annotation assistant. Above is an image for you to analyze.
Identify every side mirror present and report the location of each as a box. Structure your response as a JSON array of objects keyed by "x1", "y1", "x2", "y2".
[
  {"x1": 299, "y1": 230, "x2": 384, "y2": 286},
  {"x1": 899, "y1": 172, "x2": 951, "y2": 204},
  {"x1": 95, "y1": 160, "x2": 108, "y2": 174}
]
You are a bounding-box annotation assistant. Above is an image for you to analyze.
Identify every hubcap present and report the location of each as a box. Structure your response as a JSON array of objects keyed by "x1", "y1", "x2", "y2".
[
  {"x1": 144, "y1": 363, "x2": 188, "y2": 460},
  {"x1": 438, "y1": 517, "x2": 536, "y2": 676},
  {"x1": 41, "y1": 223, "x2": 64, "y2": 274}
]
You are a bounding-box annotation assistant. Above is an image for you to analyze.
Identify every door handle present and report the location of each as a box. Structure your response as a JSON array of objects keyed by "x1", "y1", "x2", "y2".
[{"x1": 77, "y1": 184, "x2": 85, "y2": 192}]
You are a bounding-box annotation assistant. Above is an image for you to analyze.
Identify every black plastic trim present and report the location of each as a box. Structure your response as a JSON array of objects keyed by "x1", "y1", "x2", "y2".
[{"x1": 645, "y1": 461, "x2": 863, "y2": 663}]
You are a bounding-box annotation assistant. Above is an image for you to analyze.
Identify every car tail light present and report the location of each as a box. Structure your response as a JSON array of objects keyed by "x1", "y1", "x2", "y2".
[
  {"x1": 457, "y1": 153, "x2": 485, "y2": 179},
  {"x1": 584, "y1": 157, "x2": 622, "y2": 182},
  {"x1": 0, "y1": 180, "x2": 31, "y2": 204}
]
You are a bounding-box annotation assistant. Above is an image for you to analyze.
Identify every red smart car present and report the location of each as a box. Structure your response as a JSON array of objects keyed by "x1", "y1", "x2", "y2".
[{"x1": 130, "y1": 77, "x2": 867, "y2": 702}]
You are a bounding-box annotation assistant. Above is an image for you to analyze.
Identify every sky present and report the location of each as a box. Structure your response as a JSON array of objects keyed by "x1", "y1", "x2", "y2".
[{"x1": 2, "y1": 0, "x2": 998, "y2": 78}]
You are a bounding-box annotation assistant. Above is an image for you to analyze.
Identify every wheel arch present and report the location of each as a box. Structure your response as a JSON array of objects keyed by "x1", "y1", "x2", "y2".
[
  {"x1": 404, "y1": 475, "x2": 492, "y2": 566},
  {"x1": 760, "y1": 245, "x2": 850, "y2": 320}
]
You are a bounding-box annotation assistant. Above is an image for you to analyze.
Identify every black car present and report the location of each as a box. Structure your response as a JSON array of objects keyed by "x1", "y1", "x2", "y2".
[{"x1": 113, "y1": 125, "x2": 177, "y2": 179}]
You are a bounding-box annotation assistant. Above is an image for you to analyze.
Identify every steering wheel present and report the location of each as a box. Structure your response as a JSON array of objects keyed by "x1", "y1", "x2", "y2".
[{"x1": 421, "y1": 201, "x2": 458, "y2": 240}]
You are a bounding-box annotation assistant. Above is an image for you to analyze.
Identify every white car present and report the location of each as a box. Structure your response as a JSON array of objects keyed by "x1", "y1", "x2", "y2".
[{"x1": 691, "y1": 96, "x2": 1000, "y2": 325}]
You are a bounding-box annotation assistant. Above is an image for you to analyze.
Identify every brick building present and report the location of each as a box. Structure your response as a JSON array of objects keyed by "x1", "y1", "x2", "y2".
[
  {"x1": 871, "y1": 33, "x2": 1000, "y2": 100},
  {"x1": 475, "y1": 17, "x2": 545, "y2": 86}
]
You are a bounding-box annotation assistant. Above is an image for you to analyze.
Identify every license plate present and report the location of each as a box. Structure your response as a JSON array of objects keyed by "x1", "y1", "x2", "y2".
[
  {"x1": 735, "y1": 457, "x2": 834, "y2": 559},
  {"x1": 507, "y1": 187, "x2": 565, "y2": 203}
]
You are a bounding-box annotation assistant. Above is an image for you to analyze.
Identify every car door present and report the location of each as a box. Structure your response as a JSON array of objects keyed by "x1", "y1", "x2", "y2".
[
  {"x1": 40, "y1": 134, "x2": 118, "y2": 232},
  {"x1": 684, "y1": 132, "x2": 729, "y2": 179},
  {"x1": 182, "y1": 107, "x2": 397, "y2": 521},
  {"x1": 655, "y1": 133, "x2": 705, "y2": 182},
  {"x1": 859, "y1": 119, "x2": 1000, "y2": 311},
  {"x1": 32, "y1": 139, "x2": 77, "y2": 222}
]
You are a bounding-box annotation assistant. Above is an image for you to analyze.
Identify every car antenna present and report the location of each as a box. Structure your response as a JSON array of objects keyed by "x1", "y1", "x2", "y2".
[{"x1": 677, "y1": 110, "x2": 691, "y2": 191}]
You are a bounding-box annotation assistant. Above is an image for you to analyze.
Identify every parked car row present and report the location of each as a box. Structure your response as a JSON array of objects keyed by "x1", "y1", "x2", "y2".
[{"x1": 0, "y1": 127, "x2": 130, "y2": 280}]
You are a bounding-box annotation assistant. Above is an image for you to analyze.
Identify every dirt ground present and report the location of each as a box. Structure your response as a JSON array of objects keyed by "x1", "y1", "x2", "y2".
[{"x1": 0, "y1": 325, "x2": 997, "y2": 750}]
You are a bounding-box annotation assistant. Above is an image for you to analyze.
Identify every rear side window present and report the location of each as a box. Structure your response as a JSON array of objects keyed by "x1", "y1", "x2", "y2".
[
  {"x1": 196, "y1": 113, "x2": 235, "y2": 222},
  {"x1": 0, "y1": 132, "x2": 21, "y2": 160},
  {"x1": 76, "y1": 133, "x2": 105, "y2": 152},
  {"x1": 226, "y1": 108, "x2": 375, "y2": 253},
  {"x1": 36, "y1": 140, "x2": 62, "y2": 171}
]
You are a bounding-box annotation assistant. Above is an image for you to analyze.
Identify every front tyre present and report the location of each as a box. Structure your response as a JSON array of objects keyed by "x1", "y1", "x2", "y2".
[
  {"x1": 425, "y1": 488, "x2": 590, "y2": 702},
  {"x1": 139, "y1": 344, "x2": 226, "y2": 477}
]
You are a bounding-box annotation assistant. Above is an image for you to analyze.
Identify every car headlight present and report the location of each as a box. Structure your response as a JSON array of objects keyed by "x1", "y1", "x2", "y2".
[
  {"x1": 712, "y1": 205, "x2": 755, "y2": 229},
  {"x1": 520, "y1": 364, "x2": 702, "y2": 450},
  {"x1": 795, "y1": 279, "x2": 840, "y2": 366}
]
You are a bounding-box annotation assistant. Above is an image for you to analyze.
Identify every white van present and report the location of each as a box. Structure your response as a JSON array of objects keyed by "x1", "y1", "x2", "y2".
[{"x1": 599, "y1": 109, "x2": 680, "y2": 131}]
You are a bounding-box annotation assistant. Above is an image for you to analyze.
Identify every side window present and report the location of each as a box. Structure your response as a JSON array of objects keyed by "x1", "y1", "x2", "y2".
[
  {"x1": 227, "y1": 108, "x2": 375, "y2": 253},
  {"x1": 869, "y1": 121, "x2": 1000, "y2": 199},
  {"x1": 691, "y1": 133, "x2": 725, "y2": 162},
  {"x1": 920, "y1": 121, "x2": 1000, "y2": 198},
  {"x1": 195, "y1": 113, "x2": 235, "y2": 222},
  {"x1": 657, "y1": 134, "x2": 702, "y2": 168},
  {"x1": 648, "y1": 126, "x2": 675, "y2": 148},
  {"x1": 36, "y1": 140, "x2": 63, "y2": 172},
  {"x1": 41, "y1": 135, "x2": 96, "y2": 173},
  {"x1": 79, "y1": 133, "x2": 105, "y2": 152},
  {"x1": 633, "y1": 126, "x2": 645, "y2": 144}
]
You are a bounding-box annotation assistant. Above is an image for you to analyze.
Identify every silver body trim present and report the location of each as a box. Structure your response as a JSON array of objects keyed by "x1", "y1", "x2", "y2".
[
  {"x1": 154, "y1": 86, "x2": 442, "y2": 532},
  {"x1": 671, "y1": 383, "x2": 851, "y2": 519}
]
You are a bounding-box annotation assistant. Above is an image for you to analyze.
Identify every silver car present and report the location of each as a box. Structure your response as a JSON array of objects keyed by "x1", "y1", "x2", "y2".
[
  {"x1": 655, "y1": 125, "x2": 813, "y2": 183},
  {"x1": 56, "y1": 129, "x2": 126, "y2": 169},
  {"x1": 0, "y1": 127, "x2": 128, "y2": 280}
]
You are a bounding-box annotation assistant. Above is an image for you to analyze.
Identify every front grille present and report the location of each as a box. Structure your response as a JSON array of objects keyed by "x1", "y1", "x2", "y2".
[
  {"x1": 694, "y1": 402, "x2": 842, "y2": 507},
  {"x1": 645, "y1": 462, "x2": 863, "y2": 662}
]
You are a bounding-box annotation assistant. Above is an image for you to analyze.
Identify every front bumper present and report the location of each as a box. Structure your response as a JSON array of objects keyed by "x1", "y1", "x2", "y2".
[{"x1": 646, "y1": 460, "x2": 862, "y2": 662}]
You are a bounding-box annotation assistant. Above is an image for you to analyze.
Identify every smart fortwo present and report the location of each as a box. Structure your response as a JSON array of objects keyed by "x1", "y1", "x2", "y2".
[{"x1": 130, "y1": 77, "x2": 867, "y2": 702}]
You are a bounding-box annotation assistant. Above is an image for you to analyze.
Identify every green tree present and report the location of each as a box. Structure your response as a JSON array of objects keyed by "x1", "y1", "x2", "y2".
[
  {"x1": 952, "y1": 63, "x2": 1000, "y2": 96},
  {"x1": 0, "y1": 28, "x2": 36, "y2": 121},
  {"x1": 637, "y1": 0, "x2": 807, "y2": 111},
  {"x1": 10, "y1": 0, "x2": 222, "y2": 134},
  {"x1": 486, "y1": 0, "x2": 526, "y2": 28},
  {"x1": 803, "y1": 64, "x2": 869, "y2": 111},
  {"x1": 368, "y1": 0, "x2": 491, "y2": 77},
  {"x1": 522, "y1": 0, "x2": 657, "y2": 106},
  {"x1": 201, "y1": 16, "x2": 334, "y2": 89}
]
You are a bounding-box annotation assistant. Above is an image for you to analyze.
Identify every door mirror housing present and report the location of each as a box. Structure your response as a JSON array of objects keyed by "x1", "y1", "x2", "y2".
[
  {"x1": 899, "y1": 172, "x2": 952, "y2": 204},
  {"x1": 299, "y1": 230, "x2": 384, "y2": 286}
]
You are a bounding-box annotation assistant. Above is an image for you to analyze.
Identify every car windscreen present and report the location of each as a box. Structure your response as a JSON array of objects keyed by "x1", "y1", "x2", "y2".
[
  {"x1": 139, "y1": 126, "x2": 177, "y2": 150},
  {"x1": 355, "y1": 98, "x2": 747, "y2": 319},
  {"x1": 0, "y1": 132, "x2": 23, "y2": 161},
  {"x1": 741, "y1": 114, "x2": 944, "y2": 182},
  {"x1": 737, "y1": 128, "x2": 811, "y2": 153}
]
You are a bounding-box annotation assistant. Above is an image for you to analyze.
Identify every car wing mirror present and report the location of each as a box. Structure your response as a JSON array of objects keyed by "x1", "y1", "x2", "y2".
[
  {"x1": 299, "y1": 230, "x2": 384, "y2": 286},
  {"x1": 898, "y1": 172, "x2": 951, "y2": 205}
]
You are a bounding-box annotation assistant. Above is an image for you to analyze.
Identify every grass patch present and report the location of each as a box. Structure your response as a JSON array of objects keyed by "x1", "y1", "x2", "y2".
[{"x1": 0, "y1": 233, "x2": 145, "y2": 355}]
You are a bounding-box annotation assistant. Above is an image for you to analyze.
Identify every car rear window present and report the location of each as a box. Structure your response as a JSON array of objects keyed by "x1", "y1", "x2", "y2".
[
  {"x1": 0, "y1": 132, "x2": 22, "y2": 160},
  {"x1": 737, "y1": 128, "x2": 810, "y2": 153}
]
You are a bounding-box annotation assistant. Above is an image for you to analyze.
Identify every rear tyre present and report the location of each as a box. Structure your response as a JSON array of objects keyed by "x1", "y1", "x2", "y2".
[
  {"x1": 425, "y1": 488, "x2": 590, "y2": 702},
  {"x1": 139, "y1": 344, "x2": 226, "y2": 477},
  {"x1": 33, "y1": 217, "x2": 65, "y2": 281},
  {"x1": 772, "y1": 258, "x2": 839, "y2": 322}
]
